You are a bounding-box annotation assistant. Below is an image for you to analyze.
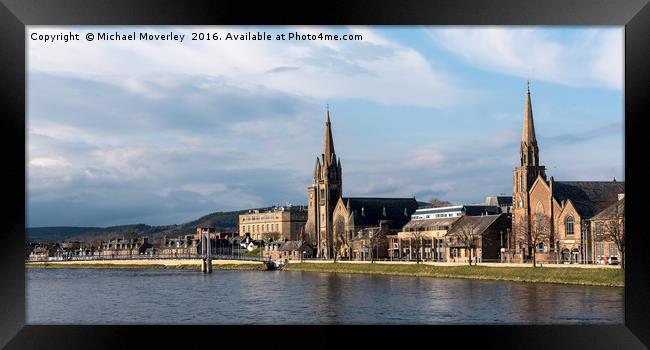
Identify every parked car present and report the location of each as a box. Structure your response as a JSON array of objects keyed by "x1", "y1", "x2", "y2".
[
  {"x1": 596, "y1": 256, "x2": 605, "y2": 265},
  {"x1": 608, "y1": 256, "x2": 619, "y2": 265}
]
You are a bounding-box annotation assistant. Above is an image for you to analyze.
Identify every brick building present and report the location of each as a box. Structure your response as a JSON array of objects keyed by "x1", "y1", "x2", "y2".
[
  {"x1": 511, "y1": 82, "x2": 624, "y2": 264},
  {"x1": 590, "y1": 195, "x2": 625, "y2": 265}
]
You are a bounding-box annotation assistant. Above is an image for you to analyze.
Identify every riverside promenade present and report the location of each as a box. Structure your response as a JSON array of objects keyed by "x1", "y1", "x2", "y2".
[
  {"x1": 25, "y1": 258, "x2": 264, "y2": 268},
  {"x1": 25, "y1": 257, "x2": 621, "y2": 269},
  {"x1": 297, "y1": 259, "x2": 622, "y2": 269}
]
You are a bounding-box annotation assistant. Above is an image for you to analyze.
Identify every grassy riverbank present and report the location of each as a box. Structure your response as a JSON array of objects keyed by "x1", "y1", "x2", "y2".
[
  {"x1": 25, "y1": 262, "x2": 267, "y2": 271},
  {"x1": 284, "y1": 263, "x2": 624, "y2": 287}
]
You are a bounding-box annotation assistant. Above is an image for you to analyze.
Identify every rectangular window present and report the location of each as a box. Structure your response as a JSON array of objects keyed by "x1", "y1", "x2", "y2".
[
  {"x1": 609, "y1": 244, "x2": 618, "y2": 257},
  {"x1": 595, "y1": 242, "x2": 604, "y2": 256}
]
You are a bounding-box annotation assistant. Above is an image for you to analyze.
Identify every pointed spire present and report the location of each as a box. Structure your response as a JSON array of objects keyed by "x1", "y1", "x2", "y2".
[
  {"x1": 323, "y1": 105, "x2": 335, "y2": 165},
  {"x1": 313, "y1": 157, "x2": 321, "y2": 180},
  {"x1": 522, "y1": 80, "x2": 537, "y2": 145}
]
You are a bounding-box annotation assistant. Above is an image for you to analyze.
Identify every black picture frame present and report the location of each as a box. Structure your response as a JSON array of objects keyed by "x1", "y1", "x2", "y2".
[{"x1": 1, "y1": 0, "x2": 649, "y2": 349}]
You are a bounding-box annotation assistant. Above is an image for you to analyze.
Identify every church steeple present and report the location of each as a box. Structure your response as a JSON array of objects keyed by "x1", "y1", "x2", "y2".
[
  {"x1": 305, "y1": 105, "x2": 343, "y2": 259},
  {"x1": 323, "y1": 105, "x2": 336, "y2": 166},
  {"x1": 522, "y1": 81, "x2": 537, "y2": 146},
  {"x1": 520, "y1": 81, "x2": 540, "y2": 167}
]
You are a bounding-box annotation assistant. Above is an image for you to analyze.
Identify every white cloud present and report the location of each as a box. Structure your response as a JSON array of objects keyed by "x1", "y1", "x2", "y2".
[
  {"x1": 28, "y1": 26, "x2": 463, "y2": 108},
  {"x1": 429, "y1": 27, "x2": 623, "y2": 90},
  {"x1": 180, "y1": 182, "x2": 227, "y2": 196},
  {"x1": 29, "y1": 157, "x2": 72, "y2": 169}
]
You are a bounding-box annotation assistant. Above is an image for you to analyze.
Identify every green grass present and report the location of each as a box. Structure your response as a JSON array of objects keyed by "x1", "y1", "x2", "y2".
[
  {"x1": 284, "y1": 263, "x2": 624, "y2": 287},
  {"x1": 243, "y1": 248, "x2": 262, "y2": 258},
  {"x1": 211, "y1": 263, "x2": 267, "y2": 271}
]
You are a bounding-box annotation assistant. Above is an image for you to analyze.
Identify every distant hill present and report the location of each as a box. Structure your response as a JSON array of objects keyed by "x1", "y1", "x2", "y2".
[
  {"x1": 26, "y1": 206, "x2": 298, "y2": 243},
  {"x1": 27, "y1": 227, "x2": 103, "y2": 242}
]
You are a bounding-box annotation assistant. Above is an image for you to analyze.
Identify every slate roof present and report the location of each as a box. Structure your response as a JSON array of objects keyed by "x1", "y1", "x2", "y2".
[
  {"x1": 446, "y1": 214, "x2": 503, "y2": 237},
  {"x1": 486, "y1": 196, "x2": 513, "y2": 207},
  {"x1": 344, "y1": 197, "x2": 419, "y2": 230},
  {"x1": 279, "y1": 241, "x2": 312, "y2": 252},
  {"x1": 591, "y1": 198, "x2": 624, "y2": 221},
  {"x1": 402, "y1": 217, "x2": 460, "y2": 231},
  {"x1": 553, "y1": 181, "x2": 625, "y2": 219}
]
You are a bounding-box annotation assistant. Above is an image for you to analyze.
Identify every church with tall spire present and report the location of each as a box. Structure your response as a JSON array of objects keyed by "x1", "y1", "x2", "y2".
[
  {"x1": 511, "y1": 81, "x2": 624, "y2": 264},
  {"x1": 512, "y1": 81, "x2": 548, "y2": 252},
  {"x1": 304, "y1": 106, "x2": 418, "y2": 259},
  {"x1": 304, "y1": 106, "x2": 343, "y2": 258}
]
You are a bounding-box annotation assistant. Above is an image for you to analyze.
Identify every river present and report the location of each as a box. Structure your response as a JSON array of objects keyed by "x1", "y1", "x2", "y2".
[{"x1": 26, "y1": 269, "x2": 623, "y2": 324}]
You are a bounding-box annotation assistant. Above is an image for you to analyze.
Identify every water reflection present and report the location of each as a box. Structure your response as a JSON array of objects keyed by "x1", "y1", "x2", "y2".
[{"x1": 27, "y1": 269, "x2": 623, "y2": 325}]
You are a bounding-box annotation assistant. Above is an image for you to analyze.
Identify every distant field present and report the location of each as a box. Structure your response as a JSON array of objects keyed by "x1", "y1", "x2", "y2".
[{"x1": 284, "y1": 262, "x2": 624, "y2": 287}]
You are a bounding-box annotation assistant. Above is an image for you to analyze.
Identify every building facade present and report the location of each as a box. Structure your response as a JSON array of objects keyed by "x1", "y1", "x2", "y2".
[
  {"x1": 332, "y1": 197, "x2": 419, "y2": 259},
  {"x1": 239, "y1": 205, "x2": 307, "y2": 242},
  {"x1": 411, "y1": 204, "x2": 500, "y2": 220},
  {"x1": 95, "y1": 237, "x2": 152, "y2": 258},
  {"x1": 589, "y1": 195, "x2": 625, "y2": 265},
  {"x1": 511, "y1": 82, "x2": 624, "y2": 264}
]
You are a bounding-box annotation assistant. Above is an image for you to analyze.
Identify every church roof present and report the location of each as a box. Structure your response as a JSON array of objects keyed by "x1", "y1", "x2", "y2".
[
  {"x1": 343, "y1": 197, "x2": 418, "y2": 230},
  {"x1": 591, "y1": 197, "x2": 624, "y2": 221},
  {"x1": 553, "y1": 181, "x2": 625, "y2": 219}
]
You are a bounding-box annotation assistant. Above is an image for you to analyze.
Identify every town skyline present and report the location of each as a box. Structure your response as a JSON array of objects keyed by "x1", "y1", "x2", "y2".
[{"x1": 28, "y1": 26, "x2": 623, "y2": 227}]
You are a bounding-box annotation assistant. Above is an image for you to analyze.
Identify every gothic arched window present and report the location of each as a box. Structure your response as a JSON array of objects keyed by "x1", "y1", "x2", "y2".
[{"x1": 565, "y1": 216, "x2": 575, "y2": 236}]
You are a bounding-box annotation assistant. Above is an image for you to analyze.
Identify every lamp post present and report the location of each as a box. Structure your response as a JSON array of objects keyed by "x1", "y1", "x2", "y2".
[{"x1": 500, "y1": 230, "x2": 503, "y2": 262}]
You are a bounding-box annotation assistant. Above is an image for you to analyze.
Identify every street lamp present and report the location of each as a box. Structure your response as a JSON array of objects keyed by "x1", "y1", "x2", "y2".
[{"x1": 500, "y1": 230, "x2": 503, "y2": 262}]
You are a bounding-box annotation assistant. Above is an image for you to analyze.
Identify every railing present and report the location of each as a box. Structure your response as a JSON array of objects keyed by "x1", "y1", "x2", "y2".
[
  {"x1": 26, "y1": 254, "x2": 622, "y2": 266},
  {"x1": 26, "y1": 253, "x2": 268, "y2": 263}
]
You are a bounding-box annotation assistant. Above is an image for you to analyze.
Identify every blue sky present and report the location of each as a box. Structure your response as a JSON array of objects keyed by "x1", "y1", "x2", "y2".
[{"x1": 27, "y1": 26, "x2": 623, "y2": 227}]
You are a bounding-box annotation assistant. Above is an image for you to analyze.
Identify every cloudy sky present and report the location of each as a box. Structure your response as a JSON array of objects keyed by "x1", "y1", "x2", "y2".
[{"x1": 27, "y1": 26, "x2": 624, "y2": 227}]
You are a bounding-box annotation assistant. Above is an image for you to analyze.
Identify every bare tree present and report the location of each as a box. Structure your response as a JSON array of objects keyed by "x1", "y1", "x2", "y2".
[
  {"x1": 368, "y1": 226, "x2": 388, "y2": 264},
  {"x1": 409, "y1": 229, "x2": 427, "y2": 264},
  {"x1": 427, "y1": 198, "x2": 452, "y2": 208},
  {"x1": 332, "y1": 217, "x2": 347, "y2": 263},
  {"x1": 303, "y1": 223, "x2": 318, "y2": 257},
  {"x1": 596, "y1": 199, "x2": 625, "y2": 269},
  {"x1": 526, "y1": 212, "x2": 551, "y2": 267},
  {"x1": 450, "y1": 219, "x2": 482, "y2": 266}
]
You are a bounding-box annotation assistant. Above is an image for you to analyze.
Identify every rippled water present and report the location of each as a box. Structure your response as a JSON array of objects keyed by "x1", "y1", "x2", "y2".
[{"x1": 26, "y1": 269, "x2": 623, "y2": 324}]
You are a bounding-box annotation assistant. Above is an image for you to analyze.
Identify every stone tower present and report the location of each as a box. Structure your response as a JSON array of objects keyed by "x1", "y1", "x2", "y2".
[
  {"x1": 513, "y1": 81, "x2": 547, "y2": 251},
  {"x1": 305, "y1": 107, "x2": 342, "y2": 258}
]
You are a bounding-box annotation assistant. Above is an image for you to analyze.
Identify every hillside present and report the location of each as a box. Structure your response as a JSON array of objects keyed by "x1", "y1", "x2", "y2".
[
  {"x1": 27, "y1": 227, "x2": 103, "y2": 242},
  {"x1": 26, "y1": 206, "x2": 284, "y2": 243}
]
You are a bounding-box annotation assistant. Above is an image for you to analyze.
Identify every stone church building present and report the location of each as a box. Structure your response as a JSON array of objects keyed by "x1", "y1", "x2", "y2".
[
  {"x1": 304, "y1": 109, "x2": 418, "y2": 258},
  {"x1": 511, "y1": 82, "x2": 624, "y2": 264}
]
